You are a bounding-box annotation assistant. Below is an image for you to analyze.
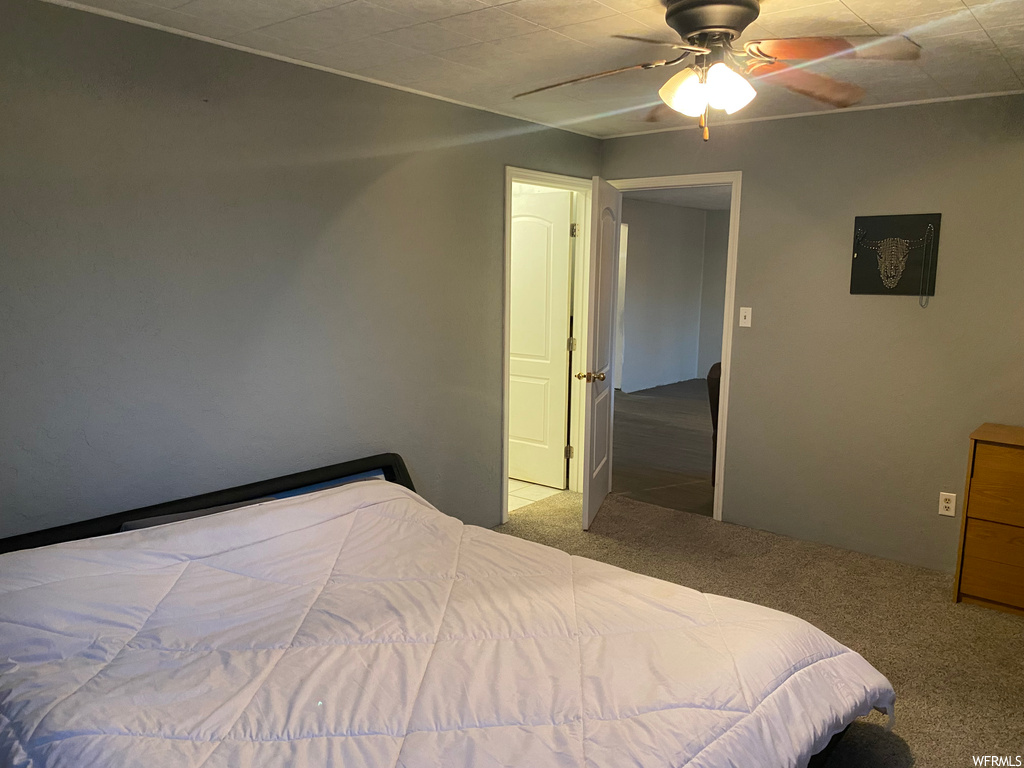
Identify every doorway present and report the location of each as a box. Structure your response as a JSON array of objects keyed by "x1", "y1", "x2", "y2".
[
  {"x1": 610, "y1": 173, "x2": 741, "y2": 523},
  {"x1": 504, "y1": 171, "x2": 591, "y2": 521},
  {"x1": 612, "y1": 184, "x2": 731, "y2": 518},
  {"x1": 503, "y1": 169, "x2": 623, "y2": 530}
]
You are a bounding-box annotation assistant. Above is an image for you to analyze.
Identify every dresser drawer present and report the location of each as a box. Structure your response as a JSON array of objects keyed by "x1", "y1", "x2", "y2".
[
  {"x1": 963, "y1": 518, "x2": 1024, "y2": 569},
  {"x1": 966, "y1": 443, "x2": 1024, "y2": 527},
  {"x1": 960, "y1": 557, "x2": 1024, "y2": 609}
]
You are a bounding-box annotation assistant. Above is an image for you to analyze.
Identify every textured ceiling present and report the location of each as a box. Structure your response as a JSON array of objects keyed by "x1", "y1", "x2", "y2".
[
  {"x1": 624, "y1": 184, "x2": 732, "y2": 209},
  {"x1": 60, "y1": 0, "x2": 1024, "y2": 137}
]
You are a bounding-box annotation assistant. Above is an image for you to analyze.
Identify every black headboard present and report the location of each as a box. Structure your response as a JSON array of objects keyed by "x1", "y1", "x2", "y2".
[{"x1": 0, "y1": 453, "x2": 414, "y2": 555}]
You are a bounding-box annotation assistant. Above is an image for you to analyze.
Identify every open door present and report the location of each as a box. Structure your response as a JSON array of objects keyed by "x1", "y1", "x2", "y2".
[{"x1": 581, "y1": 177, "x2": 622, "y2": 529}]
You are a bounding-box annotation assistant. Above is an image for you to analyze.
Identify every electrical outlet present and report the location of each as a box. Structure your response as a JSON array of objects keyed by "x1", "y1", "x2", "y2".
[{"x1": 939, "y1": 492, "x2": 956, "y2": 517}]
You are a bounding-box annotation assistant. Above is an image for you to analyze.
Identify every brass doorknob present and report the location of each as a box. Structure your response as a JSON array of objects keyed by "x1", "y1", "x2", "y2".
[
  {"x1": 575, "y1": 372, "x2": 606, "y2": 382},
  {"x1": 594, "y1": 372, "x2": 606, "y2": 381}
]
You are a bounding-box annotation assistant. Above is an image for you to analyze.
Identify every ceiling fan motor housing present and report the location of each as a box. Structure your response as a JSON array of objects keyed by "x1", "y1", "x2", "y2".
[{"x1": 663, "y1": 0, "x2": 761, "y2": 41}]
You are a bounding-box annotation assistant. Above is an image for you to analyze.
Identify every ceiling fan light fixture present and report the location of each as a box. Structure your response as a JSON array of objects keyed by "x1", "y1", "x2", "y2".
[
  {"x1": 658, "y1": 67, "x2": 708, "y2": 118},
  {"x1": 705, "y1": 62, "x2": 756, "y2": 114}
]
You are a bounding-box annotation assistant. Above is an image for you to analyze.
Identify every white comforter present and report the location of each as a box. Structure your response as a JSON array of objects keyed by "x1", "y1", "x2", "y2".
[{"x1": 0, "y1": 480, "x2": 894, "y2": 768}]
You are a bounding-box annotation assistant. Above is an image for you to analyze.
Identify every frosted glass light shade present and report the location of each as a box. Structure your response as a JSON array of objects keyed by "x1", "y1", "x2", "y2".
[
  {"x1": 658, "y1": 68, "x2": 708, "y2": 118},
  {"x1": 705, "y1": 62, "x2": 756, "y2": 114}
]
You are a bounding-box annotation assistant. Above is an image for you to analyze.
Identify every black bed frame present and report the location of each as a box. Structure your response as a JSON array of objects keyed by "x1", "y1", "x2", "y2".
[
  {"x1": 0, "y1": 452, "x2": 413, "y2": 555},
  {"x1": 809, "y1": 729, "x2": 845, "y2": 767}
]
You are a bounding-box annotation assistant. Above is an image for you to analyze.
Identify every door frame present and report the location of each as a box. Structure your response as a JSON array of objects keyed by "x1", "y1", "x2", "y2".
[
  {"x1": 609, "y1": 171, "x2": 742, "y2": 523},
  {"x1": 502, "y1": 167, "x2": 593, "y2": 524}
]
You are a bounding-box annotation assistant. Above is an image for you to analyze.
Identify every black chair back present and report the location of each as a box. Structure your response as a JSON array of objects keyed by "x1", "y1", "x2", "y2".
[
  {"x1": 707, "y1": 363, "x2": 722, "y2": 432},
  {"x1": 707, "y1": 363, "x2": 722, "y2": 486}
]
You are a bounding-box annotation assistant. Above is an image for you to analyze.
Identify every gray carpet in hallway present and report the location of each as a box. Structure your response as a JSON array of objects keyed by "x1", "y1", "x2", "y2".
[
  {"x1": 496, "y1": 492, "x2": 1024, "y2": 768},
  {"x1": 613, "y1": 379, "x2": 715, "y2": 517}
]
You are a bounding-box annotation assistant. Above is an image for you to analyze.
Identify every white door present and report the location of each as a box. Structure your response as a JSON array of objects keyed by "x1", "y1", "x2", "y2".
[
  {"x1": 582, "y1": 177, "x2": 622, "y2": 528},
  {"x1": 508, "y1": 188, "x2": 573, "y2": 489}
]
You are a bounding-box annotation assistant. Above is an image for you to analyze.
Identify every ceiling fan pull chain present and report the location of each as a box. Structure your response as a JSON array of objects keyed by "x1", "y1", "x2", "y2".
[{"x1": 702, "y1": 106, "x2": 710, "y2": 141}]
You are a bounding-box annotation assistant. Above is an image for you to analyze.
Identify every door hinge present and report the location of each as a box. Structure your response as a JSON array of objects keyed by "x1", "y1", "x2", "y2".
[
  {"x1": 569, "y1": 222, "x2": 578, "y2": 238},
  {"x1": 567, "y1": 337, "x2": 577, "y2": 352},
  {"x1": 565, "y1": 445, "x2": 574, "y2": 459}
]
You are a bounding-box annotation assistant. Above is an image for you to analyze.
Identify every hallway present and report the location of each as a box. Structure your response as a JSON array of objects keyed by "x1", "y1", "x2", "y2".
[{"x1": 611, "y1": 378, "x2": 715, "y2": 517}]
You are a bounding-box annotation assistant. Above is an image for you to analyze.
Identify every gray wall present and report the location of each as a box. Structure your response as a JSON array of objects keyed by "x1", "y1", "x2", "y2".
[
  {"x1": 0, "y1": 0, "x2": 600, "y2": 538},
  {"x1": 4, "y1": 0, "x2": 1023, "y2": 574},
  {"x1": 619, "y1": 199, "x2": 706, "y2": 392},
  {"x1": 697, "y1": 210, "x2": 730, "y2": 378},
  {"x1": 603, "y1": 95, "x2": 1024, "y2": 571}
]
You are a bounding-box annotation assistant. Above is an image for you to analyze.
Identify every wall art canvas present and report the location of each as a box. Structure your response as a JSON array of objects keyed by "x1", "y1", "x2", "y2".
[{"x1": 850, "y1": 213, "x2": 940, "y2": 296}]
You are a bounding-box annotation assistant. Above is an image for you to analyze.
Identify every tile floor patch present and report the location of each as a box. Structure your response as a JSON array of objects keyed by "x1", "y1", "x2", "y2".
[{"x1": 508, "y1": 480, "x2": 565, "y2": 513}]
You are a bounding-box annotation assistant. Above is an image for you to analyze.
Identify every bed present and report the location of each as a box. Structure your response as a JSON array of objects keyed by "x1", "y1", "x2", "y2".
[{"x1": 0, "y1": 454, "x2": 894, "y2": 767}]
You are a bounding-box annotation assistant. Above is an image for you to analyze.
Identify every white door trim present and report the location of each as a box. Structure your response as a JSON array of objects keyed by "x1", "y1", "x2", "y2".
[
  {"x1": 608, "y1": 171, "x2": 742, "y2": 523},
  {"x1": 503, "y1": 167, "x2": 593, "y2": 524}
]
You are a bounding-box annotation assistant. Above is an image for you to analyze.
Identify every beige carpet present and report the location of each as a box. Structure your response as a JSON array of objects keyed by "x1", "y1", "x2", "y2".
[{"x1": 495, "y1": 491, "x2": 1024, "y2": 768}]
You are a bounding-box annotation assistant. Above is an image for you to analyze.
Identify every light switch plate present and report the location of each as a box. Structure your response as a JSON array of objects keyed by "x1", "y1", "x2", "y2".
[{"x1": 739, "y1": 307, "x2": 752, "y2": 327}]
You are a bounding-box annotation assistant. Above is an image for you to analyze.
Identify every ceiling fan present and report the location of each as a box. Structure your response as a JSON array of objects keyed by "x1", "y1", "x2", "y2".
[{"x1": 514, "y1": 0, "x2": 922, "y2": 140}]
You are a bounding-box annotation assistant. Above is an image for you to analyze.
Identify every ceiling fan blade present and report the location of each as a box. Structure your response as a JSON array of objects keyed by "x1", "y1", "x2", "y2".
[
  {"x1": 514, "y1": 60, "x2": 669, "y2": 99},
  {"x1": 612, "y1": 34, "x2": 678, "y2": 47},
  {"x1": 612, "y1": 34, "x2": 711, "y2": 54},
  {"x1": 745, "y1": 35, "x2": 921, "y2": 62},
  {"x1": 747, "y1": 60, "x2": 866, "y2": 108}
]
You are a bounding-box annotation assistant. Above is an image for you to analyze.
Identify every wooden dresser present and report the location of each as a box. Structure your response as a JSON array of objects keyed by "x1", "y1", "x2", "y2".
[{"x1": 954, "y1": 423, "x2": 1024, "y2": 615}]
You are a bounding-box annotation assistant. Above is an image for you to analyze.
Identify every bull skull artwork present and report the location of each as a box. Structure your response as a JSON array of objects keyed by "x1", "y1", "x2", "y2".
[
  {"x1": 854, "y1": 228, "x2": 929, "y2": 290},
  {"x1": 850, "y1": 217, "x2": 939, "y2": 302},
  {"x1": 867, "y1": 237, "x2": 911, "y2": 289}
]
